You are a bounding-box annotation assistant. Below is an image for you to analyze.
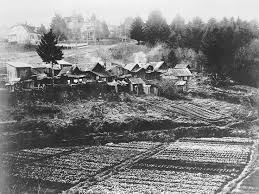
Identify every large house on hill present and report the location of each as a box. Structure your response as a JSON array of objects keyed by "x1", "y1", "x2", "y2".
[{"x1": 8, "y1": 24, "x2": 41, "y2": 45}]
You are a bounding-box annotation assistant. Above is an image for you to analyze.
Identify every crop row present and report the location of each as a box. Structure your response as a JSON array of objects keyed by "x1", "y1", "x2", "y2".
[
  {"x1": 78, "y1": 138, "x2": 253, "y2": 193},
  {"x1": 0, "y1": 147, "x2": 75, "y2": 168},
  {"x1": 179, "y1": 137, "x2": 254, "y2": 145},
  {"x1": 85, "y1": 169, "x2": 232, "y2": 194},
  {"x1": 7, "y1": 142, "x2": 159, "y2": 185},
  {"x1": 152, "y1": 141, "x2": 251, "y2": 165}
]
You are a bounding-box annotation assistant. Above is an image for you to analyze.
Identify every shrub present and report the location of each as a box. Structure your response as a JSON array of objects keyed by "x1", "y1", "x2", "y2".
[{"x1": 158, "y1": 79, "x2": 181, "y2": 100}]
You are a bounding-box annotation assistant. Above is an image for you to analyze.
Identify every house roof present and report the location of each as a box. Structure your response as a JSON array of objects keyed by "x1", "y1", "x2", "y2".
[
  {"x1": 124, "y1": 63, "x2": 138, "y2": 71},
  {"x1": 7, "y1": 62, "x2": 32, "y2": 68},
  {"x1": 76, "y1": 63, "x2": 102, "y2": 72},
  {"x1": 168, "y1": 68, "x2": 192, "y2": 77},
  {"x1": 152, "y1": 61, "x2": 165, "y2": 71},
  {"x1": 131, "y1": 67, "x2": 144, "y2": 73},
  {"x1": 145, "y1": 79, "x2": 160, "y2": 86},
  {"x1": 91, "y1": 71, "x2": 111, "y2": 78},
  {"x1": 129, "y1": 77, "x2": 145, "y2": 85},
  {"x1": 11, "y1": 24, "x2": 39, "y2": 34},
  {"x1": 66, "y1": 74, "x2": 86, "y2": 79},
  {"x1": 140, "y1": 63, "x2": 153, "y2": 70},
  {"x1": 174, "y1": 64, "x2": 190, "y2": 69},
  {"x1": 161, "y1": 75, "x2": 178, "y2": 80},
  {"x1": 56, "y1": 60, "x2": 72, "y2": 66},
  {"x1": 57, "y1": 66, "x2": 72, "y2": 77},
  {"x1": 175, "y1": 80, "x2": 187, "y2": 86},
  {"x1": 31, "y1": 63, "x2": 48, "y2": 69}
]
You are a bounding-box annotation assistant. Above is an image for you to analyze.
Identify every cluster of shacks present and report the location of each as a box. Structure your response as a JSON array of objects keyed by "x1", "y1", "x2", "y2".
[{"x1": 5, "y1": 60, "x2": 192, "y2": 94}]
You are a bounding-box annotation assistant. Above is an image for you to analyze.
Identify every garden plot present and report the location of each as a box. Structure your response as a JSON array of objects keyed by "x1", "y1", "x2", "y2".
[
  {"x1": 1, "y1": 142, "x2": 160, "y2": 186},
  {"x1": 0, "y1": 147, "x2": 75, "y2": 168},
  {"x1": 84, "y1": 138, "x2": 254, "y2": 194},
  {"x1": 138, "y1": 96, "x2": 229, "y2": 123}
]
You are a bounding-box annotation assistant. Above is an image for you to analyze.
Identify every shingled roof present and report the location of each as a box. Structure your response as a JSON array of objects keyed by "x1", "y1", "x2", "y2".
[{"x1": 174, "y1": 64, "x2": 190, "y2": 69}]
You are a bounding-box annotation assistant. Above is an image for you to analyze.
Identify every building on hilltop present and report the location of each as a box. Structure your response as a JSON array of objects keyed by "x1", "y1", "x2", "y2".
[
  {"x1": 8, "y1": 24, "x2": 41, "y2": 45},
  {"x1": 64, "y1": 14, "x2": 96, "y2": 41}
]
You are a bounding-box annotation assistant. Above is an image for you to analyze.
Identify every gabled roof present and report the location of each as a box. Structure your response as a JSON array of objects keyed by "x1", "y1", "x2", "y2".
[
  {"x1": 57, "y1": 66, "x2": 72, "y2": 77},
  {"x1": 129, "y1": 77, "x2": 145, "y2": 85},
  {"x1": 124, "y1": 63, "x2": 139, "y2": 71},
  {"x1": 106, "y1": 63, "x2": 125, "y2": 71},
  {"x1": 75, "y1": 63, "x2": 103, "y2": 72},
  {"x1": 7, "y1": 62, "x2": 32, "y2": 68},
  {"x1": 174, "y1": 64, "x2": 190, "y2": 69},
  {"x1": 149, "y1": 61, "x2": 165, "y2": 71},
  {"x1": 91, "y1": 71, "x2": 111, "y2": 78},
  {"x1": 131, "y1": 67, "x2": 144, "y2": 73},
  {"x1": 11, "y1": 24, "x2": 39, "y2": 34},
  {"x1": 141, "y1": 63, "x2": 153, "y2": 70},
  {"x1": 56, "y1": 60, "x2": 72, "y2": 66},
  {"x1": 31, "y1": 63, "x2": 48, "y2": 69},
  {"x1": 170, "y1": 68, "x2": 192, "y2": 77},
  {"x1": 164, "y1": 68, "x2": 192, "y2": 77}
]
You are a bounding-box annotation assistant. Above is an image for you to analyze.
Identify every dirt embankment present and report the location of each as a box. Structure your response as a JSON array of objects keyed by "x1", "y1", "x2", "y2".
[{"x1": 1, "y1": 86, "x2": 258, "y2": 151}]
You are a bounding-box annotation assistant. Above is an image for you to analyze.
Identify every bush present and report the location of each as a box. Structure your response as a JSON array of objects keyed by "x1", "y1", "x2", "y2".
[{"x1": 158, "y1": 79, "x2": 182, "y2": 100}]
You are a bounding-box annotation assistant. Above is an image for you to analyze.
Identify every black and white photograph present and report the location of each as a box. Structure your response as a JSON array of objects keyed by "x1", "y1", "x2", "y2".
[{"x1": 0, "y1": 0, "x2": 259, "y2": 193}]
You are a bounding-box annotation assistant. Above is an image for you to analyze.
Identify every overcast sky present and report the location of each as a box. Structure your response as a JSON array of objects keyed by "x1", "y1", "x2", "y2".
[{"x1": 1, "y1": 0, "x2": 259, "y2": 27}]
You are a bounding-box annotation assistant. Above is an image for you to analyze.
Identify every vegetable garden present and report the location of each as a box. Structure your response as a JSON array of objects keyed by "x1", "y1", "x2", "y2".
[
  {"x1": 0, "y1": 138, "x2": 255, "y2": 193},
  {"x1": 83, "y1": 137, "x2": 254, "y2": 194}
]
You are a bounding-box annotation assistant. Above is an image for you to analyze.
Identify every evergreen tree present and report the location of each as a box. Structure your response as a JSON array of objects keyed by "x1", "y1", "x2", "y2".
[
  {"x1": 36, "y1": 29, "x2": 63, "y2": 85},
  {"x1": 144, "y1": 10, "x2": 170, "y2": 46},
  {"x1": 130, "y1": 16, "x2": 145, "y2": 44},
  {"x1": 50, "y1": 14, "x2": 68, "y2": 41},
  {"x1": 37, "y1": 24, "x2": 47, "y2": 35}
]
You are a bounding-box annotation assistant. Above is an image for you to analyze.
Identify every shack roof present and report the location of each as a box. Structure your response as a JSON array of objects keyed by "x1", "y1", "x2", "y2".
[
  {"x1": 149, "y1": 61, "x2": 165, "y2": 71},
  {"x1": 7, "y1": 62, "x2": 32, "y2": 68},
  {"x1": 76, "y1": 62, "x2": 103, "y2": 72},
  {"x1": 129, "y1": 77, "x2": 145, "y2": 85},
  {"x1": 174, "y1": 64, "x2": 190, "y2": 69},
  {"x1": 168, "y1": 68, "x2": 192, "y2": 77},
  {"x1": 56, "y1": 60, "x2": 72, "y2": 66},
  {"x1": 91, "y1": 71, "x2": 111, "y2": 78},
  {"x1": 124, "y1": 63, "x2": 139, "y2": 71},
  {"x1": 57, "y1": 66, "x2": 72, "y2": 76}
]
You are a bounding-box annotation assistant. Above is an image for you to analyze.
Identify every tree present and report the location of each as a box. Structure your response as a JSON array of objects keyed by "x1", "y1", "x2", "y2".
[
  {"x1": 185, "y1": 17, "x2": 205, "y2": 52},
  {"x1": 101, "y1": 21, "x2": 110, "y2": 38},
  {"x1": 144, "y1": 10, "x2": 170, "y2": 46},
  {"x1": 96, "y1": 48, "x2": 112, "y2": 68},
  {"x1": 130, "y1": 16, "x2": 145, "y2": 44},
  {"x1": 37, "y1": 24, "x2": 47, "y2": 35},
  {"x1": 201, "y1": 17, "x2": 257, "y2": 82},
  {"x1": 50, "y1": 14, "x2": 68, "y2": 41},
  {"x1": 168, "y1": 14, "x2": 186, "y2": 48},
  {"x1": 121, "y1": 17, "x2": 134, "y2": 39},
  {"x1": 36, "y1": 29, "x2": 64, "y2": 85},
  {"x1": 95, "y1": 21, "x2": 110, "y2": 40}
]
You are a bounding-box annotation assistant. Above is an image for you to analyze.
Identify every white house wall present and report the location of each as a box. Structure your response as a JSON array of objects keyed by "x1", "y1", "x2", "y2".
[
  {"x1": 8, "y1": 26, "x2": 29, "y2": 44},
  {"x1": 8, "y1": 26, "x2": 40, "y2": 45}
]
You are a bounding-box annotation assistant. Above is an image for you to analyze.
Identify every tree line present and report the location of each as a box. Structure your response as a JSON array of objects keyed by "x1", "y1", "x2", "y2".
[{"x1": 130, "y1": 10, "x2": 259, "y2": 86}]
